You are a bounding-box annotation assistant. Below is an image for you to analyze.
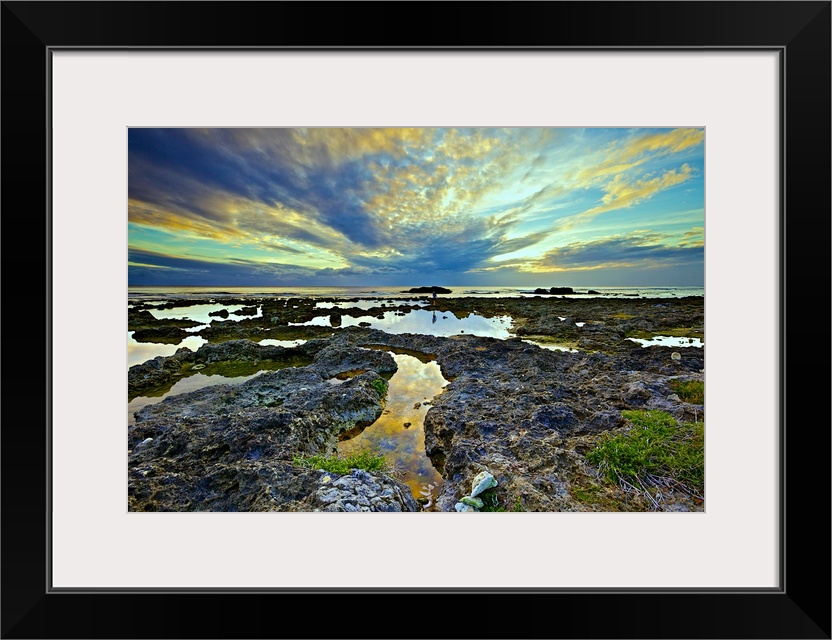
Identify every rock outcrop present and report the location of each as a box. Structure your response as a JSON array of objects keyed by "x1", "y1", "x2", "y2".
[{"x1": 128, "y1": 343, "x2": 414, "y2": 512}]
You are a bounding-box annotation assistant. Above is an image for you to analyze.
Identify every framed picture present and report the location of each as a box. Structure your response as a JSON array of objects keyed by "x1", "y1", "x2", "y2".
[{"x1": 3, "y1": 2, "x2": 829, "y2": 638}]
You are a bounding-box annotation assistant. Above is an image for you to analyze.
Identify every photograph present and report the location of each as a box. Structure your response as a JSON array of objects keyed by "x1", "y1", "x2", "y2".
[
  {"x1": 127, "y1": 126, "x2": 705, "y2": 513},
  {"x1": 2, "y1": 0, "x2": 828, "y2": 637}
]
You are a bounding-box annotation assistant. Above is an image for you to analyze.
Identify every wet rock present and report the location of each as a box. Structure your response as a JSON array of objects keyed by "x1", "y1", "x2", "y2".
[
  {"x1": 231, "y1": 305, "x2": 258, "y2": 316},
  {"x1": 131, "y1": 326, "x2": 190, "y2": 343},
  {"x1": 531, "y1": 404, "x2": 577, "y2": 432},
  {"x1": 209, "y1": 309, "x2": 229, "y2": 318},
  {"x1": 311, "y1": 343, "x2": 396, "y2": 378},
  {"x1": 128, "y1": 309, "x2": 201, "y2": 332},
  {"x1": 128, "y1": 352, "x2": 192, "y2": 395},
  {"x1": 128, "y1": 344, "x2": 407, "y2": 512}
]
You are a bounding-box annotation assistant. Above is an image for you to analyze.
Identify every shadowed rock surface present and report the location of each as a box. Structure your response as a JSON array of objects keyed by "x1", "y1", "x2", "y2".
[{"x1": 128, "y1": 343, "x2": 416, "y2": 511}]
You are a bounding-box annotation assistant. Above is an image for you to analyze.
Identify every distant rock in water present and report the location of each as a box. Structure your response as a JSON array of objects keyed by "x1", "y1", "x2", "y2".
[
  {"x1": 533, "y1": 287, "x2": 575, "y2": 295},
  {"x1": 231, "y1": 305, "x2": 258, "y2": 316},
  {"x1": 404, "y1": 286, "x2": 452, "y2": 294}
]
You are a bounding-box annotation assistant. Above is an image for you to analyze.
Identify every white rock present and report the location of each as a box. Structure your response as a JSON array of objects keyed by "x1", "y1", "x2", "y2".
[{"x1": 471, "y1": 471, "x2": 498, "y2": 497}]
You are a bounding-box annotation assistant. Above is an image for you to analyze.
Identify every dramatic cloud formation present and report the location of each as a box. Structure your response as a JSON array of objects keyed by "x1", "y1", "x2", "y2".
[{"x1": 128, "y1": 127, "x2": 704, "y2": 286}]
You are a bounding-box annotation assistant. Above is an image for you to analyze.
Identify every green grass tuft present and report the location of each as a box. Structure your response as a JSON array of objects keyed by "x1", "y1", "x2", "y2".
[
  {"x1": 669, "y1": 379, "x2": 704, "y2": 404},
  {"x1": 478, "y1": 492, "x2": 524, "y2": 512},
  {"x1": 370, "y1": 378, "x2": 387, "y2": 396},
  {"x1": 586, "y1": 409, "x2": 704, "y2": 507},
  {"x1": 571, "y1": 484, "x2": 603, "y2": 503},
  {"x1": 292, "y1": 452, "x2": 387, "y2": 475},
  {"x1": 478, "y1": 493, "x2": 507, "y2": 512}
]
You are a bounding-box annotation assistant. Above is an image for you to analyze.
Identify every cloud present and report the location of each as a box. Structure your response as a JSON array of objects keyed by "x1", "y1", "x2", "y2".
[
  {"x1": 572, "y1": 128, "x2": 704, "y2": 186},
  {"x1": 128, "y1": 247, "x2": 321, "y2": 285},
  {"x1": 128, "y1": 128, "x2": 704, "y2": 285},
  {"x1": 129, "y1": 127, "x2": 554, "y2": 266},
  {"x1": 553, "y1": 164, "x2": 696, "y2": 232},
  {"x1": 522, "y1": 232, "x2": 704, "y2": 273},
  {"x1": 678, "y1": 226, "x2": 705, "y2": 247}
]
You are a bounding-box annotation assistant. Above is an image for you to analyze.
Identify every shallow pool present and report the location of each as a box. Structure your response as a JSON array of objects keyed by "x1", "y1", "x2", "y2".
[
  {"x1": 128, "y1": 331, "x2": 208, "y2": 368},
  {"x1": 337, "y1": 352, "x2": 448, "y2": 507},
  {"x1": 521, "y1": 340, "x2": 580, "y2": 352},
  {"x1": 127, "y1": 370, "x2": 268, "y2": 425},
  {"x1": 291, "y1": 309, "x2": 513, "y2": 339},
  {"x1": 258, "y1": 338, "x2": 307, "y2": 348},
  {"x1": 627, "y1": 336, "x2": 703, "y2": 348},
  {"x1": 315, "y1": 300, "x2": 427, "y2": 311},
  {"x1": 148, "y1": 303, "x2": 262, "y2": 324}
]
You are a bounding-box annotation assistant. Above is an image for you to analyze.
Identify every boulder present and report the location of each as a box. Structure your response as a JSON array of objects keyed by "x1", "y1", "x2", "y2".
[{"x1": 404, "y1": 286, "x2": 452, "y2": 294}]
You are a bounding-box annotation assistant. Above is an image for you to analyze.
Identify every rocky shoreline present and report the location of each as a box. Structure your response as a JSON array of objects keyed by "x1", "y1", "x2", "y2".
[{"x1": 128, "y1": 294, "x2": 704, "y2": 512}]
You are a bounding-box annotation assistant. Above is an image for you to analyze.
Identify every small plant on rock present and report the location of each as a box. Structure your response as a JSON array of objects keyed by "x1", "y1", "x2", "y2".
[
  {"x1": 586, "y1": 409, "x2": 704, "y2": 509},
  {"x1": 292, "y1": 451, "x2": 387, "y2": 474},
  {"x1": 370, "y1": 378, "x2": 387, "y2": 397},
  {"x1": 669, "y1": 379, "x2": 704, "y2": 404}
]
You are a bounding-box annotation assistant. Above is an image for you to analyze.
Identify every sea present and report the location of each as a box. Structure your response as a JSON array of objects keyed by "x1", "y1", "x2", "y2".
[{"x1": 128, "y1": 285, "x2": 704, "y2": 301}]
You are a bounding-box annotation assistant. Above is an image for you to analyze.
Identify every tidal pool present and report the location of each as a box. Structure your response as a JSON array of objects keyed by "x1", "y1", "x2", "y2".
[
  {"x1": 258, "y1": 338, "x2": 307, "y2": 348},
  {"x1": 627, "y1": 336, "x2": 703, "y2": 348},
  {"x1": 292, "y1": 309, "x2": 512, "y2": 339},
  {"x1": 127, "y1": 370, "x2": 267, "y2": 425},
  {"x1": 522, "y1": 340, "x2": 580, "y2": 352},
  {"x1": 337, "y1": 352, "x2": 448, "y2": 508},
  {"x1": 315, "y1": 300, "x2": 427, "y2": 311},
  {"x1": 148, "y1": 303, "x2": 262, "y2": 324},
  {"x1": 128, "y1": 331, "x2": 208, "y2": 368}
]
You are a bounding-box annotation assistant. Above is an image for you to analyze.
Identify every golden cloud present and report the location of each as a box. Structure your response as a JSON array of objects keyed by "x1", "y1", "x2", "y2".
[
  {"x1": 290, "y1": 128, "x2": 435, "y2": 165},
  {"x1": 555, "y1": 164, "x2": 695, "y2": 231},
  {"x1": 573, "y1": 128, "x2": 704, "y2": 186},
  {"x1": 128, "y1": 199, "x2": 242, "y2": 240}
]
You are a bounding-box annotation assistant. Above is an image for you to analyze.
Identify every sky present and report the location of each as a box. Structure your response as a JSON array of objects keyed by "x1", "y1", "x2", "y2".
[{"x1": 128, "y1": 127, "x2": 704, "y2": 287}]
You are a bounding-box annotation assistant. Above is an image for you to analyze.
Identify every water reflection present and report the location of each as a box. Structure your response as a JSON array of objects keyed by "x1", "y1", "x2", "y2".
[
  {"x1": 127, "y1": 371, "x2": 267, "y2": 425},
  {"x1": 148, "y1": 303, "x2": 262, "y2": 324},
  {"x1": 315, "y1": 300, "x2": 427, "y2": 311},
  {"x1": 627, "y1": 336, "x2": 703, "y2": 348},
  {"x1": 258, "y1": 338, "x2": 307, "y2": 348},
  {"x1": 521, "y1": 340, "x2": 580, "y2": 352},
  {"x1": 128, "y1": 331, "x2": 207, "y2": 368},
  {"x1": 337, "y1": 353, "x2": 448, "y2": 506},
  {"x1": 291, "y1": 309, "x2": 512, "y2": 338}
]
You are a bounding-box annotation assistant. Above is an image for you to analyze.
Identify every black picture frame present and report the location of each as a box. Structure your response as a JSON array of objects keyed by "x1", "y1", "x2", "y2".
[{"x1": 2, "y1": 2, "x2": 829, "y2": 638}]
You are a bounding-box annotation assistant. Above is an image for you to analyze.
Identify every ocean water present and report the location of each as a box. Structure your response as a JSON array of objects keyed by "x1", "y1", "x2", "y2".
[{"x1": 129, "y1": 285, "x2": 704, "y2": 301}]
